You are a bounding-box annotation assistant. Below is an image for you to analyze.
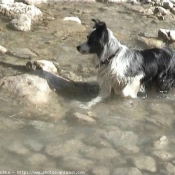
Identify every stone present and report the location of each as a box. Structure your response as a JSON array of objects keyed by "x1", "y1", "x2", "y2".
[
  {"x1": 92, "y1": 166, "x2": 110, "y2": 175},
  {"x1": 19, "y1": 0, "x2": 48, "y2": 5},
  {"x1": 132, "y1": 155, "x2": 156, "y2": 172},
  {"x1": 8, "y1": 14, "x2": 31, "y2": 31},
  {"x1": 158, "y1": 28, "x2": 170, "y2": 41},
  {"x1": 45, "y1": 139, "x2": 85, "y2": 158},
  {"x1": 169, "y1": 30, "x2": 175, "y2": 41},
  {"x1": 103, "y1": 128, "x2": 138, "y2": 149},
  {"x1": 0, "y1": 0, "x2": 14, "y2": 4},
  {"x1": 84, "y1": 148, "x2": 120, "y2": 161},
  {"x1": 8, "y1": 141, "x2": 30, "y2": 155},
  {"x1": 24, "y1": 139, "x2": 44, "y2": 151},
  {"x1": 137, "y1": 36, "x2": 165, "y2": 48},
  {"x1": 0, "y1": 45, "x2": 8, "y2": 54},
  {"x1": 29, "y1": 120, "x2": 54, "y2": 130},
  {"x1": 63, "y1": 16, "x2": 81, "y2": 24},
  {"x1": 70, "y1": 112, "x2": 96, "y2": 124},
  {"x1": 10, "y1": 48, "x2": 37, "y2": 59},
  {"x1": 0, "y1": 2, "x2": 42, "y2": 22},
  {"x1": 83, "y1": 130, "x2": 111, "y2": 148},
  {"x1": 153, "y1": 151, "x2": 174, "y2": 161},
  {"x1": 62, "y1": 156, "x2": 93, "y2": 171},
  {"x1": 0, "y1": 73, "x2": 52, "y2": 104},
  {"x1": 28, "y1": 153, "x2": 47, "y2": 166},
  {"x1": 112, "y1": 167, "x2": 142, "y2": 175},
  {"x1": 163, "y1": 0, "x2": 174, "y2": 9},
  {"x1": 153, "y1": 136, "x2": 169, "y2": 149},
  {"x1": 154, "y1": 6, "x2": 170, "y2": 15},
  {"x1": 164, "y1": 162, "x2": 175, "y2": 174},
  {"x1": 26, "y1": 60, "x2": 57, "y2": 74}
]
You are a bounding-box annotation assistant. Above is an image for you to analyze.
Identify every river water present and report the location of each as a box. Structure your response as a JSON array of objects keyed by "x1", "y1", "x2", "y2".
[{"x1": 0, "y1": 2, "x2": 175, "y2": 175}]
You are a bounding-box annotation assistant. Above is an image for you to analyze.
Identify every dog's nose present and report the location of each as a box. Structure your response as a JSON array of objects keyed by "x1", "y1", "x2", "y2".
[{"x1": 77, "y1": 45, "x2": 80, "y2": 51}]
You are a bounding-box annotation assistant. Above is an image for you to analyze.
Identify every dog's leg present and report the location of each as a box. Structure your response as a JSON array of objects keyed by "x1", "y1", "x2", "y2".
[
  {"x1": 122, "y1": 75, "x2": 143, "y2": 98},
  {"x1": 80, "y1": 86, "x2": 111, "y2": 109}
]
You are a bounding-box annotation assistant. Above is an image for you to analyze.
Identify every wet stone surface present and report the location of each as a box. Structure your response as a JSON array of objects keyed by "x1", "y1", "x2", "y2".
[{"x1": 0, "y1": 1, "x2": 175, "y2": 175}]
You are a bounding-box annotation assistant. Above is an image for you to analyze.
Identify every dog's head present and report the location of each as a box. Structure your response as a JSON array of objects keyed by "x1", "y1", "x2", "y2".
[{"x1": 77, "y1": 19, "x2": 109, "y2": 56}]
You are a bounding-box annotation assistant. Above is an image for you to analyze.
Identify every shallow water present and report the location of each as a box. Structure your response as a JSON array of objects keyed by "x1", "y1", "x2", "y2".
[{"x1": 0, "y1": 2, "x2": 175, "y2": 175}]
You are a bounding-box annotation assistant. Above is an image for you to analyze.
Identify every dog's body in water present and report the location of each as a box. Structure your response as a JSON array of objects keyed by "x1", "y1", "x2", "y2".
[{"x1": 77, "y1": 19, "x2": 175, "y2": 108}]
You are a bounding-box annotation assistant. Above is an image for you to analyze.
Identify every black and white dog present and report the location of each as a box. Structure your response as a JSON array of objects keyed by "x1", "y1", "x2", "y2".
[{"x1": 77, "y1": 19, "x2": 175, "y2": 108}]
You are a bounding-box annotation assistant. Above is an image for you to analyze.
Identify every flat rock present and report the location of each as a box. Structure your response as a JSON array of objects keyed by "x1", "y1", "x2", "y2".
[
  {"x1": 8, "y1": 141, "x2": 30, "y2": 155},
  {"x1": 112, "y1": 167, "x2": 142, "y2": 175},
  {"x1": 84, "y1": 147, "x2": 120, "y2": 161},
  {"x1": 103, "y1": 128, "x2": 138, "y2": 149},
  {"x1": 10, "y1": 48, "x2": 37, "y2": 59},
  {"x1": 24, "y1": 139, "x2": 44, "y2": 151},
  {"x1": 28, "y1": 153, "x2": 47, "y2": 166},
  {"x1": 45, "y1": 139, "x2": 85, "y2": 158},
  {"x1": 164, "y1": 162, "x2": 175, "y2": 174},
  {"x1": 92, "y1": 166, "x2": 110, "y2": 175},
  {"x1": 132, "y1": 155, "x2": 156, "y2": 172},
  {"x1": 152, "y1": 150, "x2": 174, "y2": 161},
  {"x1": 137, "y1": 36, "x2": 165, "y2": 48},
  {"x1": 62, "y1": 156, "x2": 93, "y2": 171},
  {"x1": 0, "y1": 73, "x2": 52, "y2": 104}
]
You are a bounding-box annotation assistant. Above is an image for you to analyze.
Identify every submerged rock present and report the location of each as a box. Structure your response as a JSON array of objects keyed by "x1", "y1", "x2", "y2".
[
  {"x1": 112, "y1": 167, "x2": 142, "y2": 175},
  {"x1": 92, "y1": 166, "x2": 110, "y2": 175},
  {"x1": 132, "y1": 155, "x2": 157, "y2": 172}
]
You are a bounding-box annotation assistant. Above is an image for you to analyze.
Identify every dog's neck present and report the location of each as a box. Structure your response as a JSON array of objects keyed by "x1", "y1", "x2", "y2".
[
  {"x1": 98, "y1": 29, "x2": 121, "y2": 66},
  {"x1": 100, "y1": 49, "x2": 119, "y2": 66}
]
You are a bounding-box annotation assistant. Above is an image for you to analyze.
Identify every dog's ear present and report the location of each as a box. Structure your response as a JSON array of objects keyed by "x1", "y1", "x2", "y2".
[{"x1": 91, "y1": 19, "x2": 107, "y2": 31}]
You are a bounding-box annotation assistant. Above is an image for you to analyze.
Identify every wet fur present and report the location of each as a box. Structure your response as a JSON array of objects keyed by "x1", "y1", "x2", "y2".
[{"x1": 77, "y1": 19, "x2": 175, "y2": 108}]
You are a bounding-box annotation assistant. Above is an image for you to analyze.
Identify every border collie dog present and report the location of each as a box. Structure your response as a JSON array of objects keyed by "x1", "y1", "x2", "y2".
[{"x1": 77, "y1": 19, "x2": 175, "y2": 108}]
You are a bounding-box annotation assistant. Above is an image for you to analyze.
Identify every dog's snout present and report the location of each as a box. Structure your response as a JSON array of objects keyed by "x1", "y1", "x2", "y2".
[{"x1": 77, "y1": 45, "x2": 80, "y2": 51}]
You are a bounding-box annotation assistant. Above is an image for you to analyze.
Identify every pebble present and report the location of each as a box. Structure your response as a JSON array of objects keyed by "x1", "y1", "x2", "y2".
[
  {"x1": 84, "y1": 147, "x2": 120, "y2": 161},
  {"x1": 24, "y1": 139, "x2": 44, "y2": 152},
  {"x1": 62, "y1": 156, "x2": 93, "y2": 171},
  {"x1": 28, "y1": 153, "x2": 47, "y2": 166},
  {"x1": 112, "y1": 167, "x2": 142, "y2": 175},
  {"x1": 71, "y1": 112, "x2": 96, "y2": 124},
  {"x1": 132, "y1": 155, "x2": 157, "y2": 172},
  {"x1": 153, "y1": 136, "x2": 169, "y2": 149},
  {"x1": 45, "y1": 139, "x2": 85, "y2": 158},
  {"x1": 103, "y1": 128, "x2": 138, "y2": 149},
  {"x1": 63, "y1": 16, "x2": 81, "y2": 24},
  {"x1": 28, "y1": 120, "x2": 54, "y2": 131},
  {"x1": 152, "y1": 151, "x2": 174, "y2": 161},
  {"x1": 8, "y1": 14, "x2": 32, "y2": 32},
  {"x1": 92, "y1": 166, "x2": 110, "y2": 175},
  {"x1": 8, "y1": 141, "x2": 30, "y2": 155},
  {"x1": 0, "y1": 45, "x2": 8, "y2": 54},
  {"x1": 164, "y1": 162, "x2": 175, "y2": 174}
]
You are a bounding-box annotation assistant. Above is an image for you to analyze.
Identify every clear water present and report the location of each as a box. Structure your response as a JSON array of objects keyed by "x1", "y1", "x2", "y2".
[{"x1": 0, "y1": 2, "x2": 175, "y2": 175}]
